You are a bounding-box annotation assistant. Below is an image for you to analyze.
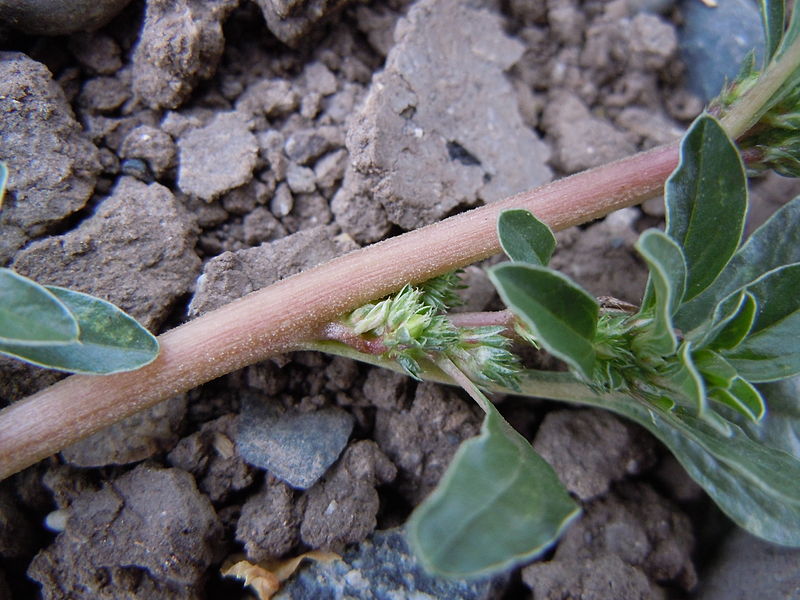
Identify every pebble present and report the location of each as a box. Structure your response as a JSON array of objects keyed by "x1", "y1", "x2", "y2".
[
  {"x1": 0, "y1": 0, "x2": 132, "y2": 35},
  {"x1": 274, "y1": 528, "x2": 506, "y2": 600},
  {"x1": 679, "y1": 0, "x2": 764, "y2": 102},
  {"x1": 177, "y1": 111, "x2": 258, "y2": 201},
  {"x1": 236, "y1": 395, "x2": 354, "y2": 489},
  {"x1": 286, "y1": 163, "x2": 317, "y2": 194}
]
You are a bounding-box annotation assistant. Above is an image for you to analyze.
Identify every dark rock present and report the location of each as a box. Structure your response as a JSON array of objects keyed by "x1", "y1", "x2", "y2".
[
  {"x1": 168, "y1": 414, "x2": 255, "y2": 503},
  {"x1": 13, "y1": 177, "x2": 200, "y2": 331},
  {"x1": 243, "y1": 206, "x2": 287, "y2": 245},
  {"x1": 120, "y1": 125, "x2": 178, "y2": 178},
  {"x1": 299, "y1": 440, "x2": 396, "y2": 550},
  {"x1": 61, "y1": 395, "x2": 187, "y2": 468},
  {"x1": 132, "y1": 0, "x2": 239, "y2": 110},
  {"x1": 253, "y1": 0, "x2": 354, "y2": 46},
  {"x1": 77, "y1": 75, "x2": 131, "y2": 113},
  {"x1": 178, "y1": 111, "x2": 259, "y2": 200},
  {"x1": 0, "y1": 0, "x2": 133, "y2": 35},
  {"x1": 236, "y1": 395, "x2": 355, "y2": 489},
  {"x1": 679, "y1": 0, "x2": 764, "y2": 102},
  {"x1": 373, "y1": 382, "x2": 481, "y2": 504},
  {"x1": 535, "y1": 482, "x2": 697, "y2": 592},
  {"x1": 523, "y1": 554, "x2": 661, "y2": 600},
  {"x1": 0, "y1": 486, "x2": 38, "y2": 558},
  {"x1": 28, "y1": 466, "x2": 223, "y2": 599},
  {"x1": 236, "y1": 478, "x2": 303, "y2": 561},
  {"x1": 188, "y1": 224, "x2": 358, "y2": 316},
  {"x1": 533, "y1": 408, "x2": 658, "y2": 500},
  {"x1": 0, "y1": 52, "x2": 101, "y2": 264},
  {"x1": 275, "y1": 528, "x2": 506, "y2": 600},
  {"x1": 696, "y1": 530, "x2": 800, "y2": 600},
  {"x1": 335, "y1": 0, "x2": 551, "y2": 235},
  {"x1": 68, "y1": 32, "x2": 123, "y2": 75}
]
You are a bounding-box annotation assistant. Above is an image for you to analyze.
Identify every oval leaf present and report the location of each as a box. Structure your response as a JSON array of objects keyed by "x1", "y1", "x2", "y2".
[
  {"x1": 0, "y1": 268, "x2": 79, "y2": 344},
  {"x1": 497, "y1": 209, "x2": 557, "y2": 266},
  {"x1": 724, "y1": 263, "x2": 800, "y2": 381},
  {"x1": 706, "y1": 291, "x2": 757, "y2": 350},
  {"x1": 634, "y1": 229, "x2": 687, "y2": 356},
  {"x1": 678, "y1": 195, "x2": 800, "y2": 332},
  {"x1": 489, "y1": 263, "x2": 598, "y2": 379},
  {"x1": 0, "y1": 286, "x2": 159, "y2": 374},
  {"x1": 406, "y1": 400, "x2": 580, "y2": 578},
  {"x1": 666, "y1": 115, "x2": 747, "y2": 303},
  {"x1": 517, "y1": 371, "x2": 800, "y2": 547},
  {"x1": 760, "y1": 0, "x2": 786, "y2": 62}
]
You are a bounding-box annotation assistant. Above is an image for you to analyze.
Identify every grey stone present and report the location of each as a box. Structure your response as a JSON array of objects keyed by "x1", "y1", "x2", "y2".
[
  {"x1": 60, "y1": 395, "x2": 188, "y2": 468},
  {"x1": 303, "y1": 61, "x2": 338, "y2": 96},
  {"x1": 243, "y1": 206, "x2": 287, "y2": 245},
  {"x1": 0, "y1": 52, "x2": 101, "y2": 264},
  {"x1": 0, "y1": 0, "x2": 132, "y2": 35},
  {"x1": 120, "y1": 125, "x2": 178, "y2": 178},
  {"x1": 28, "y1": 466, "x2": 223, "y2": 598},
  {"x1": 286, "y1": 163, "x2": 317, "y2": 194},
  {"x1": 253, "y1": 0, "x2": 354, "y2": 46},
  {"x1": 68, "y1": 32, "x2": 123, "y2": 75},
  {"x1": 300, "y1": 440, "x2": 395, "y2": 550},
  {"x1": 178, "y1": 111, "x2": 259, "y2": 200},
  {"x1": 285, "y1": 127, "x2": 343, "y2": 165},
  {"x1": 697, "y1": 530, "x2": 800, "y2": 600},
  {"x1": 275, "y1": 528, "x2": 506, "y2": 600},
  {"x1": 314, "y1": 149, "x2": 348, "y2": 193},
  {"x1": 236, "y1": 395, "x2": 355, "y2": 489},
  {"x1": 271, "y1": 182, "x2": 295, "y2": 217},
  {"x1": 132, "y1": 0, "x2": 239, "y2": 110},
  {"x1": 679, "y1": 0, "x2": 764, "y2": 102},
  {"x1": 533, "y1": 408, "x2": 657, "y2": 500},
  {"x1": 237, "y1": 78, "x2": 299, "y2": 118},
  {"x1": 13, "y1": 177, "x2": 200, "y2": 331},
  {"x1": 77, "y1": 75, "x2": 131, "y2": 113},
  {"x1": 188, "y1": 224, "x2": 358, "y2": 316},
  {"x1": 336, "y1": 0, "x2": 551, "y2": 234}
]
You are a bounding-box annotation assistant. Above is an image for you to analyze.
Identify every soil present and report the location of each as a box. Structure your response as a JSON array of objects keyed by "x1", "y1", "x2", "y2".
[{"x1": 0, "y1": 0, "x2": 796, "y2": 598}]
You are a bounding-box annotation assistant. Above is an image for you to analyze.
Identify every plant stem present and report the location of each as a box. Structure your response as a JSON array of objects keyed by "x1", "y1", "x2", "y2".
[
  {"x1": 0, "y1": 142, "x2": 679, "y2": 480},
  {"x1": 721, "y1": 35, "x2": 800, "y2": 138}
]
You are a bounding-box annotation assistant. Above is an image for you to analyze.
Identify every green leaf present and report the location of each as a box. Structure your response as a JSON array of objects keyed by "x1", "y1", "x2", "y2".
[
  {"x1": 710, "y1": 377, "x2": 766, "y2": 422},
  {"x1": 406, "y1": 399, "x2": 580, "y2": 578},
  {"x1": 516, "y1": 371, "x2": 800, "y2": 547},
  {"x1": 634, "y1": 229, "x2": 686, "y2": 356},
  {"x1": 694, "y1": 349, "x2": 738, "y2": 389},
  {"x1": 724, "y1": 263, "x2": 800, "y2": 381},
  {"x1": 668, "y1": 343, "x2": 708, "y2": 417},
  {"x1": 678, "y1": 195, "x2": 800, "y2": 332},
  {"x1": 489, "y1": 263, "x2": 598, "y2": 379},
  {"x1": 0, "y1": 268, "x2": 79, "y2": 344},
  {"x1": 760, "y1": 0, "x2": 786, "y2": 62},
  {"x1": 706, "y1": 292, "x2": 757, "y2": 350},
  {"x1": 0, "y1": 286, "x2": 159, "y2": 374},
  {"x1": 743, "y1": 378, "x2": 800, "y2": 457},
  {"x1": 497, "y1": 209, "x2": 557, "y2": 266},
  {"x1": 665, "y1": 115, "x2": 747, "y2": 303}
]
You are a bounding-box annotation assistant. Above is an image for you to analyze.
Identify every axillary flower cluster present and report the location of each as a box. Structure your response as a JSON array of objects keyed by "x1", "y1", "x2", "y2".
[{"x1": 340, "y1": 272, "x2": 522, "y2": 390}]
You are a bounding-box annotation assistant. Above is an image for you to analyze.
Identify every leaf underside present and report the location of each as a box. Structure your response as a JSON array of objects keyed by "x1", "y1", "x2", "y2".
[{"x1": 406, "y1": 400, "x2": 580, "y2": 578}]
